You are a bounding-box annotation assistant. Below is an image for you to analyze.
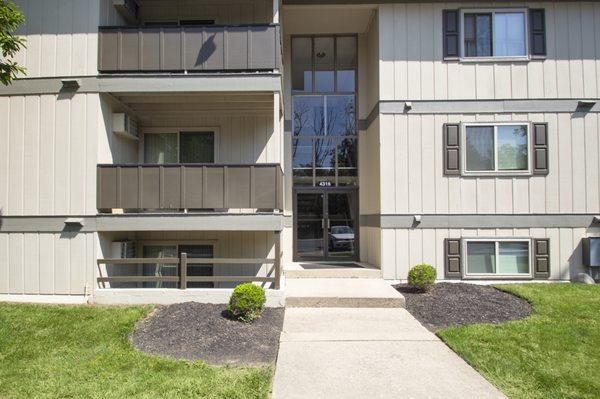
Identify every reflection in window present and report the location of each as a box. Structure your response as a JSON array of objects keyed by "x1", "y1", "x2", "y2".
[
  {"x1": 291, "y1": 36, "x2": 357, "y2": 187},
  {"x1": 465, "y1": 124, "x2": 529, "y2": 173},
  {"x1": 293, "y1": 96, "x2": 325, "y2": 137},
  {"x1": 327, "y1": 96, "x2": 356, "y2": 136},
  {"x1": 292, "y1": 37, "x2": 312, "y2": 92},
  {"x1": 314, "y1": 37, "x2": 335, "y2": 92},
  {"x1": 463, "y1": 11, "x2": 526, "y2": 58},
  {"x1": 466, "y1": 240, "x2": 530, "y2": 275}
]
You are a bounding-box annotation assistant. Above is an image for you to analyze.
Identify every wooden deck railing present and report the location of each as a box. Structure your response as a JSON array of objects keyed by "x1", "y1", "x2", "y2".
[
  {"x1": 97, "y1": 249, "x2": 281, "y2": 290},
  {"x1": 98, "y1": 24, "x2": 281, "y2": 73},
  {"x1": 97, "y1": 164, "x2": 283, "y2": 211}
]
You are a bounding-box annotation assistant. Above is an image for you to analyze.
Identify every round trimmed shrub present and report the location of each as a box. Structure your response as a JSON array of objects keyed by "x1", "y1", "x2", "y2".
[
  {"x1": 227, "y1": 283, "x2": 266, "y2": 323},
  {"x1": 407, "y1": 264, "x2": 437, "y2": 292}
]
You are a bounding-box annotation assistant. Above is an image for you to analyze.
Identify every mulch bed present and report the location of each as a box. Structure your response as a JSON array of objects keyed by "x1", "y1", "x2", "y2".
[
  {"x1": 131, "y1": 302, "x2": 284, "y2": 366},
  {"x1": 394, "y1": 283, "x2": 532, "y2": 332}
]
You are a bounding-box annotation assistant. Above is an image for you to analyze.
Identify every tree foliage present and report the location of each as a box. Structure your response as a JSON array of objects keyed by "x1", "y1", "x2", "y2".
[{"x1": 0, "y1": 0, "x2": 26, "y2": 85}]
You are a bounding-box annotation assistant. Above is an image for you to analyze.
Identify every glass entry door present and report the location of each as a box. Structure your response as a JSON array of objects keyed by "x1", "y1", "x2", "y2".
[{"x1": 295, "y1": 190, "x2": 357, "y2": 261}]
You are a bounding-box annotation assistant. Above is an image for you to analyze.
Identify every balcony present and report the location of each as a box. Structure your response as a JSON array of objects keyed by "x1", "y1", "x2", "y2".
[
  {"x1": 97, "y1": 164, "x2": 283, "y2": 212},
  {"x1": 98, "y1": 24, "x2": 281, "y2": 73}
]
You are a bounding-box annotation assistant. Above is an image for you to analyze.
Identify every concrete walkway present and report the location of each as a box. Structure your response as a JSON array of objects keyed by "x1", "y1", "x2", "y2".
[{"x1": 272, "y1": 307, "x2": 505, "y2": 399}]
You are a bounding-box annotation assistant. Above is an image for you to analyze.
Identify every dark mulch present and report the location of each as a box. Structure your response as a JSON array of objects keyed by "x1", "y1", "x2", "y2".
[
  {"x1": 394, "y1": 283, "x2": 532, "y2": 332},
  {"x1": 131, "y1": 302, "x2": 284, "y2": 365}
]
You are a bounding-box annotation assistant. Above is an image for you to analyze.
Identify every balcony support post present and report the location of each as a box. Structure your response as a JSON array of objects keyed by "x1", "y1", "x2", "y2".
[
  {"x1": 274, "y1": 231, "x2": 281, "y2": 290},
  {"x1": 180, "y1": 252, "x2": 187, "y2": 290}
]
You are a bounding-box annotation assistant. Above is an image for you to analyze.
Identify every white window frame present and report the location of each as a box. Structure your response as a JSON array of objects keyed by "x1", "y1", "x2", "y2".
[
  {"x1": 459, "y1": 8, "x2": 530, "y2": 62},
  {"x1": 140, "y1": 127, "x2": 220, "y2": 164},
  {"x1": 463, "y1": 238, "x2": 533, "y2": 279},
  {"x1": 461, "y1": 122, "x2": 531, "y2": 176}
]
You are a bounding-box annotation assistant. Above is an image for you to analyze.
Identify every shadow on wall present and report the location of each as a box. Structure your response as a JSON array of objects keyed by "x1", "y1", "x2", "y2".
[
  {"x1": 0, "y1": 208, "x2": 2, "y2": 230},
  {"x1": 196, "y1": 35, "x2": 217, "y2": 67}
]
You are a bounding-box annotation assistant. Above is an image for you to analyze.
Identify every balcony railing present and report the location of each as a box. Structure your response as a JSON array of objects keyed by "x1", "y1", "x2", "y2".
[
  {"x1": 98, "y1": 24, "x2": 281, "y2": 73},
  {"x1": 97, "y1": 164, "x2": 283, "y2": 211}
]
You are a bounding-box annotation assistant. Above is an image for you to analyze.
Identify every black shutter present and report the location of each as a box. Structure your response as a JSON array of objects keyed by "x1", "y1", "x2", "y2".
[
  {"x1": 530, "y1": 9, "x2": 546, "y2": 57},
  {"x1": 443, "y1": 124, "x2": 460, "y2": 175},
  {"x1": 534, "y1": 239, "x2": 550, "y2": 279},
  {"x1": 445, "y1": 239, "x2": 462, "y2": 279},
  {"x1": 443, "y1": 10, "x2": 460, "y2": 60},
  {"x1": 532, "y1": 123, "x2": 549, "y2": 175}
]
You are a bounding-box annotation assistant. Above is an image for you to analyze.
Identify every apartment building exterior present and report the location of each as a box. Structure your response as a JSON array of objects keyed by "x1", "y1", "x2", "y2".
[{"x1": 0, "y1": 0, "x2": 598, "y2": 303}]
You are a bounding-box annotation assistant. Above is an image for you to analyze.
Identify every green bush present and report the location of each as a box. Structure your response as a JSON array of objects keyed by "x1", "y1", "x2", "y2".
[
  {"x1": 407, "y1": 264, "x2": 437, "y2": 292},
  {"x1": 227, "y1": 283, "x2": 266, "y2": 323}
]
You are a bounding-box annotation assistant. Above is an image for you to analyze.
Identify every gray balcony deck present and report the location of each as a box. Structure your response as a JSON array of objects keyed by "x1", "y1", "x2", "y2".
[
  {"x1": 98, "y1": 24, "x2": 281, "y2": 73},
  {"x1": 97, "y1": 164, "x2": 283, "y2": 211}
]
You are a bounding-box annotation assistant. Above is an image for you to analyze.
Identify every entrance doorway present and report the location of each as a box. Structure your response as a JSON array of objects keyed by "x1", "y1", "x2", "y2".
[{"x1": 294, "y1": 189, "x2": 358, "y2": 261}]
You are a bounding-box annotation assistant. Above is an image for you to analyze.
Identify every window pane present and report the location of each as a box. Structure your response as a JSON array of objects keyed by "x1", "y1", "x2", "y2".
[
  {"x1": 337, "y1": 138, "x2": 357, "y2": 169},
  {"x1": 179, "y1": 245, "x2": 213, "y2": 288},
  {"x1": 314, "y1": 136, "x2": 336, "y2": 168},
  {"x1": 327, "y1": 95, "x2": 356, "y2": 136},
  {"x1": 179, "y1": 132, "x2": 214, "y2": 163},
  {"x1": 336, "y1": 36, "x2": 357, "y2": 92},
  {"x1": 494, "y1": 12, "x2": 526, "y2": 56},
  {"x1": 498, "y1": 125, "x2": 528, "y2": 170},
  {"x1": 293, "y1": 96, "x2": 325, "y2": 136},
  {"x1": 314, "y1": 37, "x2": 334, "y2": 92},
  {"x1": 467, "y1": 242, "x2": 496, "y2": 274},
  {"x1": 293, "y1": 138, "x2": 313, "y2": 168},
  {"x1": 292, "y1": 37, "x2": 312, "y2": 92},
  {"x1": 144, "y1": 133, "x2": 178, "y2": 164},
  {"x1": 143, "y1": 245, "x2": 178, "y2": 288},
  {"x1": 466, "y1": 126, "x2": 494, "y2": 171},
  {"x1": 464, "y1": 13, "x2": 492, "y2": 57},
  {"x1": 498, "y1": 242, "x2": 529, "y2": 274}
]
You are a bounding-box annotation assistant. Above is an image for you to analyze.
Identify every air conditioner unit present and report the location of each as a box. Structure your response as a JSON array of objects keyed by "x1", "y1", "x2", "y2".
[
  {"x1": 111, "y1": 241, "x2": 136, "y2": 259},
  {"x1": 113, "y1": 0, "x2": 139, "y2": 24},
  {"x1": 113, "y1": 113, "x2": 139, "y2": 140}
]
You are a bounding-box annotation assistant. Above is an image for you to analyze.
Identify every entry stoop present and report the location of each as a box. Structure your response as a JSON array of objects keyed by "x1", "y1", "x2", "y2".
[{"x1": 285, "y1": 278, "x2": 405, "y2": 308}]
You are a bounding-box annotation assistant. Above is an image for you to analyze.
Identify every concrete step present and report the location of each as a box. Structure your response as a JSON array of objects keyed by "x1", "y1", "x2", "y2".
[
  {"x1": 285, "y1": 278, "x2": 405, "y2": 308},
  {"x1": 284, "y1": 266, "x2": 382, "y2": 279}
]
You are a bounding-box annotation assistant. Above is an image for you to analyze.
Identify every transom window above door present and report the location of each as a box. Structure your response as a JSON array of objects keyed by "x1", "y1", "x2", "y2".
[
  {"x1": 461, "y1": 10, "x2": 527, "y2": 58},
  {"x1": 144, "y1": 130, "x2": 216, "y2": 164}
]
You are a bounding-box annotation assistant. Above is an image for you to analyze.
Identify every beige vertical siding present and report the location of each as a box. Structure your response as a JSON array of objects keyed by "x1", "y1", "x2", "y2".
[
  {"x1": 381, "y1": 227, "x2": 596, "y2": 281},
  {"x1": 0, "y1": 232, "x2": 95, "y2": 295},
  {"x1": 137, "y1": 0, "x2": 273, "y2": 24},
  {"x1": 97, "y1": 231, "x2": 278, "y2": 289},
  {"x1": 13, "y1": 0, "x2": 101, "y2": 78},
  {"x1": 0, "y1": 93, "x2": 99, "y2": 216},
  {"x1": 378, "y1": 112, "x2": 600, "y2": 215},
  {"x1": 378, "y1": 2, "x2": 600, "y2": 101}
]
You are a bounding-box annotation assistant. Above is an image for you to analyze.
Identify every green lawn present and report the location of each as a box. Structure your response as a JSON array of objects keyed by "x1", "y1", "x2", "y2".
[
  {"x1": 438, "y1": 284, "x2": 600, "y2": 399},
  {"x1": 0, "y1": 303, "x2": 272, "y2": 399}
]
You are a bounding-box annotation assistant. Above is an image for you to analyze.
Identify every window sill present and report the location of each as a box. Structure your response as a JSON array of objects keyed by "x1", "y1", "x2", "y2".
[
  {"x1": 463, "y1": 274, "x2": 533, "y2": 280},
  {"x1": 461, "y1": 172, "x2": 532, "y2": 178},
  {"x1": 459, "y1": 56, "x2": 531, "y2": 63}
]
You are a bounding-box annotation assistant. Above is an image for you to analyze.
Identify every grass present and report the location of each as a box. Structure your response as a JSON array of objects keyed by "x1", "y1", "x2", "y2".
[
  {"x1": 0, "y1": 303, "x2": 272, "y2": 399},
  {"x1": 438, "y1": 284, "x2": 600, "y2": 399}
]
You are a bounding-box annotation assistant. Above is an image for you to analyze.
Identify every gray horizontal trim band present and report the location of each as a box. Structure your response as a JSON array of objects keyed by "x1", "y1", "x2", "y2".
[
  {"x1": 0, "y1": 74, "x2": 282, "y2": 96},
  {"x1": 360, "y1": 214, "x2": 600, "y2": 229},
  {"x1": 0, "y1": 216, "x2": 98, "y2": 233},
  {"x1": 0, "y1": 214, "x2": 284, "y2": 233},
  {"x1": 378, "y1": 99, "x2": 600, "y2": 115}
]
